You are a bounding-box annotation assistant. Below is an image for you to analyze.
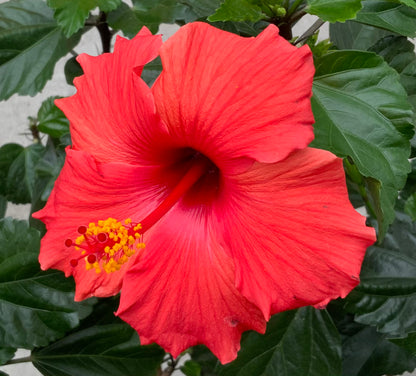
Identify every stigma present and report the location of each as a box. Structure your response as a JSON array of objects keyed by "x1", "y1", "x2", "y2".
[{"x1": 65, "y1": 217, "x2": 145, "y2": 273}]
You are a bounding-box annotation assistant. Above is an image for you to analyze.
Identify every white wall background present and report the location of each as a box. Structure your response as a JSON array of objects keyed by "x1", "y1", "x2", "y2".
[{"x1": 0, "y1": 2, "x2": 415, "y2": 376}]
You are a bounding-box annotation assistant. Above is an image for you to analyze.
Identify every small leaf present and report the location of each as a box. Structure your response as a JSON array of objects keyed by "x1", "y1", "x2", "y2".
[
  {"x1": 64, "y1": 55, "x2": 83, "y2": 86},
  {"x1": 355, "y1": 0, "x2": 416, "y2": 37},
  {"x1": 141, "y1": 57, "x2": 162, "y2": 87},
  {"x1": 345, "y1": 212, "x2": 416, "y2": 337},
  {"x1": 32, "y1": 324, "x2": 165, "y2": 376},
  {"x1": 208, "y1": 0, "x2": 266, "y2": 22},
  {"x1": 47, "y1": 0, "x2": 96, "y2": 37},
  {"x1": 181, "y1": 360, "x2": 202, "y2": 376},
  {"x1": 312, "y1": 50, "x2": 413, "y2": 238},
  {"x1": 0, "y1": 0, "x2": 80, "y2": 100},
  {"x1": 0, "y1": 347, "x2": 15, "y2": 366},
  {"x1": 0, "y1": 218, "x2": 94, "y2": 349},
  {"x1": 37, "y1": 96, "x2": 70, "y2": 138},
  {"x1": 218, "y1": 307, "x2": 342, "y2": 376},
  {"x1": 6, "y1": 144, "x2": 45, "y2": 204},
  {"x1": 307, "y1": 0, "x2": 362, "y2": 22}
]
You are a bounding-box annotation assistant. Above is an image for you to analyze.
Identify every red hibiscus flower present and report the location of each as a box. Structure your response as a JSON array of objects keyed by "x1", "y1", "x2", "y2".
[{"x1": 33, "y1": 22, "x2": 376, "y2": 363}]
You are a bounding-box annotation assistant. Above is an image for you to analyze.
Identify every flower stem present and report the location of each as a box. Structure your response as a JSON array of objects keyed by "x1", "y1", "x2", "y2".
[{"x1": 140, "y1": 157, "x2": 211, "y2": 233}]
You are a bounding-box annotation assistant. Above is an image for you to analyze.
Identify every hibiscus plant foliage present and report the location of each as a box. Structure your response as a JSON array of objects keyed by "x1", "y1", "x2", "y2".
[{"x1": 1, "y1": 0, "x2": 416, "y2": 375}]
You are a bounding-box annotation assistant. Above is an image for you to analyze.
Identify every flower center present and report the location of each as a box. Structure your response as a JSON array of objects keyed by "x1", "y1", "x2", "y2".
[{"x1": 65, "y1": 155, "x2": 212, "y2": 273}]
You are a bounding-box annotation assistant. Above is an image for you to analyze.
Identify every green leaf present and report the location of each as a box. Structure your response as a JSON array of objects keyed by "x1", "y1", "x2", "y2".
[
  {"x1": 329, "y1": 21, "x2": 394, "y2": 50},
  {"x1": 345, "y1": 212, "x2": 416, "y2": 336},
  {"x1": 307, "y1": 0, "x2": 362, "y2": 22},
  {"x1": 369, "y1": 35, "x2": 416, "y2": 112},
  {"x1": 6, "y1": 144, "x2": 45, "y2": 204},
  {"x1": 181, "y1": 360, "x2": 202, "y2": 376},
  {"x1": 218, "y1": 307, "x2": 341, "y2": 376},
  {"x1": 189, "y1": 345, "x2": 219, "y2": 376},
  {"x1": 355, "y1": 0, "x2": 416, "y2": 37},
  {"x1": 180, "y1": 0, "x2": 222, "y2": 19},
  {"x1": 141, "y1": 57, "x2": 162, "y2": 87},
  {"x1": 404, "y1": 192, "x2": 416, "y2": 220},
  {"x1": 391, "y1": 332, "x2": 416, "y2": 356},
  {"x1": 0, "y1": 143, "x2": 23, "y2": 197},
  {"x1": 208, "y1": 0, "x2": 266, "y2": 22},
  {"x1": 312, "y1": 50, "x2": 413, "y2": 237},
  {"x1": 37, "y1": 96, "x2": 70, "y2": 138},
  {"x1": 47, "y1": 0, "x2": 96, "y2": 37},
  {"x1": 32, "y1": 324, "x2": 165, "y2": 376},
  {"x1": 0, "y1": 218, "x2": 94, "y2": 349},
  {"x1": 108, "y1": 0, "x2": 189, "y2": 36},
  {"x1": 0, "y1": 347, "x2": 15, "y2": 366},
  {"x1": 0, "y1": 0, "x2": 80, "y2": 100},
  {"x1": 342, "y1": 325, "x2": 416, "y2": 376},
  {"x1": 98, "y1": 0, "x2": 122, "y2": 12}
]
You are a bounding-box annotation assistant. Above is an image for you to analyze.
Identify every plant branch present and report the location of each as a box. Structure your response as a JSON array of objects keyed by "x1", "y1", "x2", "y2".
[
  {"x1": 96, "y1": 12, "x2": 112, "y2": 53},
  {"x1": 4, "y1": 356, "x2": 32, "y2": 365},
  {"x1": 295, "y1": 18, "x2": 325, "y2": 45}
]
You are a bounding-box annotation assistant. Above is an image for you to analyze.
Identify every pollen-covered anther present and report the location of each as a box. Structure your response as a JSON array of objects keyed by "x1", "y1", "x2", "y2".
[{"x1": 65, "y1": 217, "x2": 144, "y2": 273}]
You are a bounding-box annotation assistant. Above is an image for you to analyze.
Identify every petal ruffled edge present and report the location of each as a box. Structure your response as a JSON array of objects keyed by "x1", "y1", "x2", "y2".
[
  {"x1": 216, "y1": 148, "x2": 376, "y2": 318},
  {"x1": 152, "y1": 22, "x2": 315, "y2": 166},
  {"x1": 33, "y1": 148, "x2": 165, "y2": 300},
  {"x1": 116, "y1": 204, "x2": 266, "y2": 363}
]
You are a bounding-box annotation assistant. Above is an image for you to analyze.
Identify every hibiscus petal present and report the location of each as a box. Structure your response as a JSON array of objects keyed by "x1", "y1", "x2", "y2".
[
  {"x1": 116, "y1": 206, "x2": 266, "y2": 364},
  {"x1": 152, "y1": 22, "x2": 314, "y2": 165},
  {"x1": 33, "y1": 148, "x2": 168, "y2": 300},
  {"x1": 217, "y1": 148, "x2": 376, "y2": 318},
  {"x1": 56, "y1": 28, "x2": 168, "y2": 165}
]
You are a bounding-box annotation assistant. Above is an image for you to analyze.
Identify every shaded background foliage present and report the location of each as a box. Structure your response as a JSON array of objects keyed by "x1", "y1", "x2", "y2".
[{"x1": 1, "y1": 0, "x2": 416, "y2": 375}]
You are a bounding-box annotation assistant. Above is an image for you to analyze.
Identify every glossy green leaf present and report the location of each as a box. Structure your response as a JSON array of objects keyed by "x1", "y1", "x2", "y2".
[
  {"x1": 369, "y1": 35, "x2": 416, "y2": 112},
  {"x1": 37, "y1": 96, "x2": 70, "y2": 138},
  {"x1": 0, "y1": 218, "x2": 94, "y2": 349},
  {"x1": 342, "y1": 325, "x2": 416, "y2": 376},
  {"x1": 345, "y1": 212, "x2": 416, "y2": 336},
  {"x1": 32, "y1": 324, "x2": 165, "y2": 376},
  {"x1": 307, "y1": 0, "x2": 362, "y2": 22},
  {"x1": 208, "y1": 0, "x2": 266, "y2": 22},
  {"x1": 0, "y1": 348, "x2": 15, "y2": 366},
  {"x1": 355, "y1": 0, "x2": 416, "y2": 37},
  {"x1": 0, "y1": 0, "x2": 80, "y2": 100},
  {"x1": 312, "y1": 50, "x2": 413, "y2": 237},
  {"x1": 6, "y1": 144, "x2": 45, "y2": 204},
  {"x1": 218, "y1": 307, "x2": 341, "y2": 376},
  {"x1": 0, "y1": 143, "x2": 23, "y2": 197},
  {"x1": 329, "y1": 21, "x2": 393, "y2": 50}
]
